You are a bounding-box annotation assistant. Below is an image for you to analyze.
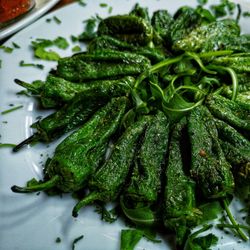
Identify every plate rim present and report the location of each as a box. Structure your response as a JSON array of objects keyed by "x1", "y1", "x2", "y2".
[{"x1": 0, "y1": 0, "x2": 61, "y2": 40}]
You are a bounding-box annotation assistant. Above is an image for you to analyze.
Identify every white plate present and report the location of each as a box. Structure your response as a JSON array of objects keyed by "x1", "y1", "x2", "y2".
[
  {"x1": 0, "y1": 0, "x2": 60, "y2": 40},
  {"x1": 0, "y1": 1, "x2": 250, "y2": 249}
]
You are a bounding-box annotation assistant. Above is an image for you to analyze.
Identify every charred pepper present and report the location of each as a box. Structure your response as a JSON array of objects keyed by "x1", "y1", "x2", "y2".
[
  {"x1": 163, "y1": 117, "x2": 201, "y2": 246},
  {"x1": 205, "y1": 94, "x2": 250, "y2": 131},
  {"x1": 56, "y1": 50, "x2": 151, "y2": 82},
  {"x1": 11, "y1": 97, "x2": 129, "y2": 193},
  {"x1": 124, "y1": 111, "x2": 169, "y2": 205},
  {"x1": 15, "y1": 75, "x2": 134, "y2": 108},
  {"x1": 72, "y1": 115, "x2": 151, "y2": 217},
  {"x1": 187, "y1": 105, "x2": 234, "y2": 198}
]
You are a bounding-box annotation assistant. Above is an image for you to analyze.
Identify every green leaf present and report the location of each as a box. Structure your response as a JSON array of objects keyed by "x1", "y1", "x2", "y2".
[
  {"x1": 120, "y1": 196, "x2": 156, "y2": 227},
  {"x1": 120, "y1": 229, "x2": 143, "y2": 250},
  {"x1": 184, "y1": 224, "x2": 218, "y2": 250},
  {"x1": 54, "y1": 37, "x2": 69, "y2": 49},
  {"x1": 72, "y1": 45, "x2": 81, "y2": 52},
  {"x1": 199, "y1": 201, "x2": 223, "y2": 223},
  {"x1": 31, "y1": 37, "x2": 69, "y2": 61},
  {"x1": 34, "y1": 47, "x2": 61, "y2": 61}
]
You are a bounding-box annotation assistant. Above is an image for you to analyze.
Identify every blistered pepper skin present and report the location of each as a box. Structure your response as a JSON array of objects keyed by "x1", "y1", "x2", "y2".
[
  {"x1": 125, "y1": 111, "x2": 169, "y2": 204},
  {"x1": 56, "y1": 50, "x2": 151, "y2": 82},
  {"x1": 97, "y1": 15, "x2": 153, "y2": 46},
  {"x1": 45, "y1": 97, "x2": 129, "y2": 192},
  {"x1": 188, "y1": 105, "x2": 235, "y2": 198},
  {"x1": 206, "y1": 94, "x2": 250, "y2": 131},
  {"x1": 163, "y1": 117, "x2": 200, "y2": 245}
]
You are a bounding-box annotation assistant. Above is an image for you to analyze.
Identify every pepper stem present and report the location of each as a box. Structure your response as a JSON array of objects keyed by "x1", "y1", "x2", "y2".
[
  {"x1": 14, "y1": 79, "x2": 41, "y2": 94},
  {"x1": 11, "y1": 175, "x2": 59, "y2": 193},
  {"x1": 12, "y1": 134, "x2": 39, "y2": 152},
  {"x1": 72, "y1": 192, "x2": 101, "y2": 217}
]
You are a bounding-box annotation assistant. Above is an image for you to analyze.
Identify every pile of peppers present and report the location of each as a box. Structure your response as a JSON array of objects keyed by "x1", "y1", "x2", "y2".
[{"x1": 11, "y1": 2, "x2": 250, "y2": 249}]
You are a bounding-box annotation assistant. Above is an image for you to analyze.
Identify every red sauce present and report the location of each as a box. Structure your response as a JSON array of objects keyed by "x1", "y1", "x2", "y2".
[{"x1": 0, "y1": 0, "x2": 35, "y2": 23}]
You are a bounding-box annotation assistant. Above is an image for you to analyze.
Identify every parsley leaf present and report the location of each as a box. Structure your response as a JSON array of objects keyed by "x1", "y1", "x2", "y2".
[
  {"x1": 120, "y1": 229, "x2": 143, "y2": 250},
  {"x1": 72, "y1": 45, "x2": 81, "y2": 52},
  {"x1": 184, "y1": 225, "x2": 218, "y2": 250},
  {"x1": 31, "y1": 37, "x2": 69, "y2": 61}
]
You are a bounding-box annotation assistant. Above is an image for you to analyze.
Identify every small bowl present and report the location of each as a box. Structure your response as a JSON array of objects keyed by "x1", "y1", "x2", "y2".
[{"x1": 0, "y1": 0, "x2": 36, "y2": 28}]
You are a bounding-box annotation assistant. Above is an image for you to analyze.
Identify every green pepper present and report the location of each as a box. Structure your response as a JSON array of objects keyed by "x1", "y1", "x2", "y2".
[
  {"x1": 72, "y1": 115, "x2": 151, "y2": 217},
  {"x1": 15, "y1": 75, "x2": 134, "y2": 108},
  {"x1": 173, "y1": 19, "x2": 240, "y2": 52},
  {"x1": 212, "y1": 54, "x2": 250, "y2": 73},
  {"x1": 187, "y1": 105, "x2": 234, "y2": 198},
  {"x1": 163, "y1": 117, "x2": 201, "y2": 246},
  {"x1": 97, "y1": 15, "x2": 153, "y2": 46},
  {"x1": 205, "y1": 94, "x2": 250, "y2": 131},
  {"x1": 11, "y1": 97, "x2": 129, "y2": 193},
  {"x1": 215, "y1": 118, "x2": 250, "y2": 183},
  {"x1": 170, "y1": 6, "x2": 208, "y2": 49},
  {"x1": 88, "y1": 35, "x2": 166, "y2": 63},
  {"x1": 124, "y1": 111, "x2": 170, "y2": 204},
  {"x1": 56, "y1": 50, "x2": 151, "y2": 82},
  {"x1": 13, "y1": 92, "x2": 108, "y2": 152},
  {"x1": 222, "y1": 86, "x2": 250, "y2": 109},
  {"x1": 151, "y1": 9, "x2": 173, "y2": 46}
]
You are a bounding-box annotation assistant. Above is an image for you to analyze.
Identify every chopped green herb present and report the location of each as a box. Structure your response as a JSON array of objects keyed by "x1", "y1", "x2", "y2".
[
  {"x1": 1, "y1": 105, "x2": 23, "y2": 115},
  {"x1": 210, "y1": 0, "x2": 236, "y2": 18},
  {"x1": 12, "y1": 42, "x2": 20, "y2": 48},
  {"x1": 2, "y1": 121, "x2": 8, "y2": 124},
  {"x1": 72, "y1": 45, "x2": 81, "y2": 52},
  {"x1": 100, "y1": 3, "x2": 108, "y2": 8},
  {"x1": 108, "y1": 6, "x2": 113, "y2": 14},
  {"x1": 78, "y1": 0, "x2": 86, "y2": 6},
  {"x1": 184, "y1": 225, "x2": 218, "y2": 250},
  {"x1": 71, "y1": 35, "x2": 79, "y2": 42},
  {"x1": 31, "y1": 37, "x2": 69, "y2": 61},
  {"x1": 78, "y1": 17, "x2": 98, "y2": 42},
  {"x1": 0, "y1": 45, "x2": 13, "y2": 53},
  {"x1": 0, "y1": 60, "x2": 2, "y2": 68},
  {"x1": 53, "y1": 16, "x2": 62, "y2": 24},
  {"x1": 72, "y1": 235, "x2": 84, "y2": 250},
  {"x1": 35, "y1": 47, "x2": 60, "y2": 61},
  {"x1": 0, "y1": 143, "x2": 16, "y2": 148},
  {"x1": 55, "y1": 237, "x2": 61, "y2": 243},
  {"x1": 46, "y1": 18, "x2": 52, "y2": 23},
  {"x1": 54, "y1": 37, "x2": 69, "y2": 49},
  {"x1": 19, "y1": 60, "x2": 44, "y2": 70},
  {"x1": 197, "y1": 0, "x2": 208, "y2": 5},
  {"x1": 243, "y1": 11, "x2": 250, "y2": 17}
]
